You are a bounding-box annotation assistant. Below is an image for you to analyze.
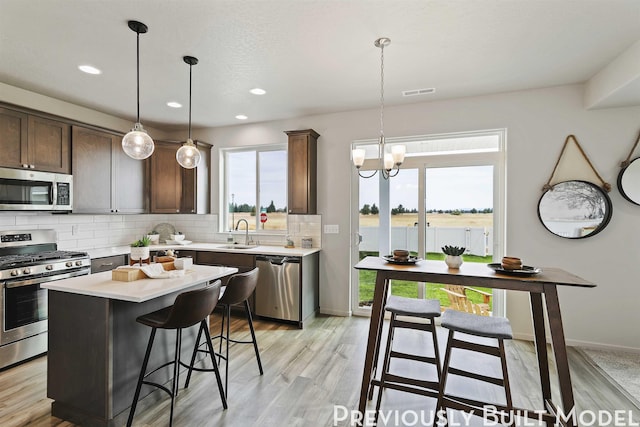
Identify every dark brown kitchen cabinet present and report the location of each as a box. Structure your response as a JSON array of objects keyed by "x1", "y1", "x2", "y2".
[
  {"x1": 149, "y1": 140, "x2": 210, "y2": 214},
  {"x1": 0, "y1": 107, "x2": 70, "y2": 173},
  {"x1": 285, "y1": 129, "x2": 319, "y2": 214},
  {"x1": 90, "y1": 255, "x2": 127, "y2": 273},
  {"x1": 72, "y1": 126, "x2": 146, "y2": 213},
  {"x1": 150, "y1": 141, "x2": 182, "y2": 213}
]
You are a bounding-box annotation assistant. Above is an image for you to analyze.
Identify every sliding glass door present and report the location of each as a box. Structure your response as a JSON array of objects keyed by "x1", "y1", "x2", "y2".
[{"x1": 351, "y1": 130, "x2": 505, "y2": 317}]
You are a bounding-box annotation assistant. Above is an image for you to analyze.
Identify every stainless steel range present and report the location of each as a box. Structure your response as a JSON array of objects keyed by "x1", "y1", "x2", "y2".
[{"x1": 0, "y1": 229, "x2": 90, "y2": 369}]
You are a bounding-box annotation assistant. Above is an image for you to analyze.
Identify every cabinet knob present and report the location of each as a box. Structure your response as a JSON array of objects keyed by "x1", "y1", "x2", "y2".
[{"x1": 29, "y1": 164, "x2": 35, "y2": 169}]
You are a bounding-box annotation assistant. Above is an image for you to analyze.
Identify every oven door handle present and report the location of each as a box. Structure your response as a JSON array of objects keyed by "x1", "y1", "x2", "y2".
[{"x1": 2, "y1": 268, "x2": 90, "y2": 289}]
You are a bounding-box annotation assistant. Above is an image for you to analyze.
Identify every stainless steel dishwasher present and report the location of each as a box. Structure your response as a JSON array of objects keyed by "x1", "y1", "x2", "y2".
[{"x1": 255, "y1": 255, "x2": 300, "y2": 322}]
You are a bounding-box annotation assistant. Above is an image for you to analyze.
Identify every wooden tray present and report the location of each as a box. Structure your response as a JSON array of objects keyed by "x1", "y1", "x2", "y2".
[{"x1": 112, "y1": 261, "x2": 175, "y2": 282}]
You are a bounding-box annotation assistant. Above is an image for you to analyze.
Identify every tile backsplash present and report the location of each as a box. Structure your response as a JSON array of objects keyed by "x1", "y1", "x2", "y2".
[{"x1": 0, "y1": 212, "x2": 321, "y2": 250}]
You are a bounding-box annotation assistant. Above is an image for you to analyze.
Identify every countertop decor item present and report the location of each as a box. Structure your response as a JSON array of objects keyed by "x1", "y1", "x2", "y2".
[
  {"x1": 487, "y1": 263, "x2": 541, "y2": 276},
  {"x1": 152, "y1": 223, "x2": 176, "y2": 243},
  {"x1": 121, "y1": 20, "x2": 155, "y2": 160},
  {"x1": 382, "y1": 255, "x2": 421, "y2": 265},
  {"x1": 129, "y1": 236, "x2": 151, "y2": 266},
  {"x1": 176, "y1": 55, "x2": 202, "y2": 169},
  {"x1": 442, "y1": 245, "x2": 465, "y2": 269}
]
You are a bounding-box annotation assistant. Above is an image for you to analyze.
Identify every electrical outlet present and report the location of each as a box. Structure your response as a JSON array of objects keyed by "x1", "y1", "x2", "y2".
[
  {"x1": 324, "y1": 224, "x2": 339, "y2": 234},
  {"x1": 72, "y1": 225, "x2": 79, "y2": 235}
]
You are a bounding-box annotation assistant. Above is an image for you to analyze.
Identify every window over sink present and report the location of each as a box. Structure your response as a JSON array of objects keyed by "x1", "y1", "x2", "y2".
[{"x1": 221, "y1": 145, "x2": 288, "y2": 232}]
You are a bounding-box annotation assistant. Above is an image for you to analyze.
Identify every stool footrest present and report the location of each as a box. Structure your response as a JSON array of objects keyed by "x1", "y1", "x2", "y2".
[
  {"x1": 393, "y1": 319, "x2": 436, "y2": 332},
  {"x1": 379, "y1": 381, "x2": 439, "y2": 399},
  {"x1": 384, "y1": 374, "x2": 440, "y2": 395},
  {"x1": 451, "y1": 337, "x2": 501, "y2": 357},
  {"x1": 389, "y1": 350, "x2": 437, "y2": 365},
  {"x1": 448, "y1": 366, "x2": 505, "y2": 386}
]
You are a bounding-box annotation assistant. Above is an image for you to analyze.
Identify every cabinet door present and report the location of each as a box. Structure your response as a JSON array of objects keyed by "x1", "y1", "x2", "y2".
[
  {"x1": 181, "y1": 167, "x2": 196, "y2": 214},
  {"x1": 286, "y1": 129, "x2": 318, "y2": 214},
  {"x1": 113, "y1": 141, "x2": 146, "y2": 213},
  {"x1": 150, "y1": 142, "x2": 182, "y2": 213},
  {"x1": 28, "y1": 115, "x2": 70, "y2": 173},
  {"x1": 91, "y1": 255, "x2": 126, "y2": 273},
  {"x1": 0, "y1": 107, "x2": 28, "y2": 169},
  {"x1": 72, "y1": 126, "x2": 113, "y2": 213}
]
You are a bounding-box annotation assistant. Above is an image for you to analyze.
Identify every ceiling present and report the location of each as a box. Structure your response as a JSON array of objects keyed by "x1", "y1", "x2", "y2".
[{"x1": 1, "y1": 0, "x2": 639, "y2": 131}]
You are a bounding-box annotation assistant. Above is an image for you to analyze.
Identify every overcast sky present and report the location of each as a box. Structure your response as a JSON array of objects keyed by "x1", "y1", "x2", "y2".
[{"x1": 359, "y1": 165, "x2": 494, "y2": 211}]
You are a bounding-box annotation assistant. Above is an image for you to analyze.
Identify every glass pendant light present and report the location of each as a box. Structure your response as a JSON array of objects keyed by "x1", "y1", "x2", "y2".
[
  {"x1": 122, "y1": 20, "x2": 154, "y2": 160},
  {"x1": 352, "y1": 37, "x2": 405, "y2": 179},
  {"x1": 176, "y1": 55, "x2": 202, "y2": 169}
]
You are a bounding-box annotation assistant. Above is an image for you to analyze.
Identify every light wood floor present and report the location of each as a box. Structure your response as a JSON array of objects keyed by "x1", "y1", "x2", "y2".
[{"x1": 1, "y1": 314, "x2": 638, "y2": 427}]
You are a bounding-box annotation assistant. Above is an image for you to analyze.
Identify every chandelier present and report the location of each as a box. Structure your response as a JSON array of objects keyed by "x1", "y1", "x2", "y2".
[{"x1": 352, "y1": 37, "x2": 405, "y2": 179}]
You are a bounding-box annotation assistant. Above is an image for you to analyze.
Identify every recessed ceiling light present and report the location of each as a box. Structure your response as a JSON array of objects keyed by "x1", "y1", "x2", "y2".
[
  {"x1": 167, "y1": 101, "x2": 182, "y2": 108},
  {"x1": 235, "y1": 115, "x2": 248, "y2": 120},
  {"x1": 78, "y1": 65, "x2": 101, "y2": 75},
  {"x1": 249, "y1": 88, "x2": 266, "y2": 95}
]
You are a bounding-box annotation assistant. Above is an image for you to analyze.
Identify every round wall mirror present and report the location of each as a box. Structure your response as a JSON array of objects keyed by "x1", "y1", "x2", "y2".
[
  {"x1": 537, "y1": 180, "x2": 613, "y2": 239},
  {"x1": 617, "y1": 157, "x2": 640, "y2": 205}
]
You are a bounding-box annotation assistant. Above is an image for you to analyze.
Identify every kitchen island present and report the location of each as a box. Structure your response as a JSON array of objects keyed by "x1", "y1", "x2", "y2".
[{"x1": 42, "y1": 264, "x2": 237, "y2": 427}]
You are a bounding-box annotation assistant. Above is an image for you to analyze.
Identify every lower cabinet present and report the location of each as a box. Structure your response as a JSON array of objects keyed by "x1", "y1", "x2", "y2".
[{"x1": 90, "y1": 254, "x2": 127, "y2": 273}]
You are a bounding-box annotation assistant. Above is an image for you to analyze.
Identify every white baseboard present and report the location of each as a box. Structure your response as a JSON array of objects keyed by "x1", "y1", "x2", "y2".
[
  {"x1": 511, "y1": 332, "x2": 640, "y2": 353},
  {"x1": 320, "y1": 308, "x2": 352, "y2": 317}
]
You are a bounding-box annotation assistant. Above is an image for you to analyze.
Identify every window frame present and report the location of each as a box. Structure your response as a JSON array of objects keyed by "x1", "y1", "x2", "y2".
[{"x1": 220, "y1": 143, "x2": 288, "y2": 233}]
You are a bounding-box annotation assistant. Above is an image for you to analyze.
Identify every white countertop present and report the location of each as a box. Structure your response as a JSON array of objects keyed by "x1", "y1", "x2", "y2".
[
  {"x1": 42, "y1": 264, "x2": 238, "y2": 303},
  {"x1": 86, "y1": 243, "x2": 320, "y2": 259}
]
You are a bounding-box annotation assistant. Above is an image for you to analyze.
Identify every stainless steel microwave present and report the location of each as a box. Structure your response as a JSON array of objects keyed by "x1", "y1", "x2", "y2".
[{"x1": 0, "y1": 167, "x2": 73, "y2": 211}]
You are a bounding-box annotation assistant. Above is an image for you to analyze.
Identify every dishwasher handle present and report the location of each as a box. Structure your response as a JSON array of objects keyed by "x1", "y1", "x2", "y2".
[{"x1": 256, "y1": 255, "x2": 301, "y2": 265}]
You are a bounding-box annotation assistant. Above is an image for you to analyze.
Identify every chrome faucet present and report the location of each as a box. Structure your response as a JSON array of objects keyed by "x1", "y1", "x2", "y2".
[{"x1": 235, "y1": 219, "x2": 249, "y2": 245}]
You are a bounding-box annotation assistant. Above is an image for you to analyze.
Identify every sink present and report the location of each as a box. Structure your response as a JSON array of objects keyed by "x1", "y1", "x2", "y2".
[{"x1": 218, "y1": 244, "x2": 259, "y2": 250}]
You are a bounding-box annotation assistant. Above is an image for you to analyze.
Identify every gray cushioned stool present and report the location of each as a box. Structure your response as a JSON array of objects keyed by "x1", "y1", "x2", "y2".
[
  {"x1": 374, "y1": 295, "x2": 442, "y2": 424},
  {"x1": 435, "y1": 309, "x2": 513, "y2": 425}
]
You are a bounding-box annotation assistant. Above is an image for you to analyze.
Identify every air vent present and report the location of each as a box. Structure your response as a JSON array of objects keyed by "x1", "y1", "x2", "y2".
[{"x1": 402, "y1": 88, "x2": 436, "y2": 97}]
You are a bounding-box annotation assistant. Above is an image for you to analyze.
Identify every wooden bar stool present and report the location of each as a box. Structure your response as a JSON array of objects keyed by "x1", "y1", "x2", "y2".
[
  {"x1": 435, "y1": 309, "x2": 513, "y2": 426},
  {"x1": 127, "y1": 281, "x2": 227, "y2": 427},
  {"x1": 374, "y1": 295, "x2": 442, "y2": 424},
  {"x1": 186, "y1": 268, "x2": 263, "y2": 396}
]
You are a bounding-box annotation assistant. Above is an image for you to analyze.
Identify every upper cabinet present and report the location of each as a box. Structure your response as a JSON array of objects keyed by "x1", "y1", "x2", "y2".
[
  {"x1": 0, "y1": 107, "x2": 70, "y2": 174},
  {"x1": 149, "y1": 141, "x2": 210, "y2": 214},
  {"x1": 286, "y1": 129, "x2": 319, "y2": 214},
  {"x1": 72, "y1": 126, "x2": 146, "y2": 214}
]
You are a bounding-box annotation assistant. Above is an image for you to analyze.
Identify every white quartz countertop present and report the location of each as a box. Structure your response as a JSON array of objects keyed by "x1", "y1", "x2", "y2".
[
  {"x1": 86, "y1": 243, "x2": 320, "y2": 259},
  {"x1": 42, "y1": 264, "x2": 238, "y2": 303}
]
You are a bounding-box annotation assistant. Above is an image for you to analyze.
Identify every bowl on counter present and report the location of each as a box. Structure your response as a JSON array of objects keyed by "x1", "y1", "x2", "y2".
[
  {"x1": 170, "y1": 234, "x2": 185, "y2": 241},
  {"x1": 146, "y1": 234, "x2": 160, "y2": 244}
]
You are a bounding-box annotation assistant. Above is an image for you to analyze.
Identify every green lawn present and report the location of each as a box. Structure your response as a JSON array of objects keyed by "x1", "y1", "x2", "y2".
[{"x1": 358, "y1": 251, "x2": 494, "y2": 309}]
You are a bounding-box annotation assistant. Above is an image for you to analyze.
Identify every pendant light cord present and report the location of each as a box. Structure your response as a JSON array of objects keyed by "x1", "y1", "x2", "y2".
[
  {"x1": 188, "y1": 63, "x2": 192, "y2": 140},
  {"x1": 380, "y1": 43, "x2": 385, "y2": 140},
  {"x1": 136, "y1": 30, "x2": 140, "y2": 123}
]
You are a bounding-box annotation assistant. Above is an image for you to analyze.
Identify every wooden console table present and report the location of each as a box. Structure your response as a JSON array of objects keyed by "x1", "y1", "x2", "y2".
[{"x1": 354, "y1": 256, "x2": 595, "y2": 427}]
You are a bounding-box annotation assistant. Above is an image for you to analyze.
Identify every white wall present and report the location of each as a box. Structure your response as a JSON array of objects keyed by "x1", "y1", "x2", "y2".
[
  {"x1": 185, "y1": 84, "x2": 640, "y2": 350},
  {"x1": 4, "y1": 82, "x2": 640, "y2": 350}
]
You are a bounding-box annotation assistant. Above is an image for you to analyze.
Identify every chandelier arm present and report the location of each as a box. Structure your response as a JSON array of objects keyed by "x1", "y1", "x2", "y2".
[
  {"x1": 358, "y1": 169, "x2": 379, "y2": 179},
  {"x1": 387, "y1": 167, "x2": 400, "y2": 178}
]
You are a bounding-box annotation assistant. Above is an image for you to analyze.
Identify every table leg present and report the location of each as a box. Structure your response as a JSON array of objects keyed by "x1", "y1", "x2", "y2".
[
  {"x1": 367, "y1": 276, "x2": 390, "y2": 400},
  {"x1": 357, "y1": 272, "x2": 388, "y2": 418},
  {"x1": 544, "y1": 284, "x2": 576, "y2": 427},
  {"x1": 530, "y1": 293, "x2": 551, "y2": 401}
]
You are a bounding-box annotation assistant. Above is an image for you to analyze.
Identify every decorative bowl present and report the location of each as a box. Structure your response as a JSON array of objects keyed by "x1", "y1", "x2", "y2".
[{"x1": 170, "y1": 234, "x2": 185, "y2": 241}]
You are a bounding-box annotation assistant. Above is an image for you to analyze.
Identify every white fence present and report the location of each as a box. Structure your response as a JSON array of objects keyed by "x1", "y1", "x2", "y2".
[{"x1": 359, "y1": 226, "x2": 493, "y2": 256}]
